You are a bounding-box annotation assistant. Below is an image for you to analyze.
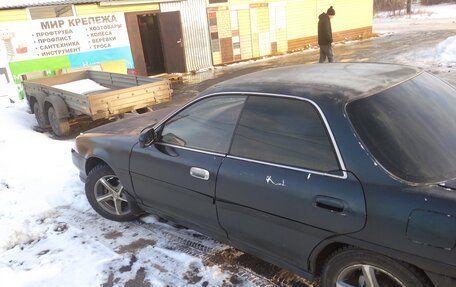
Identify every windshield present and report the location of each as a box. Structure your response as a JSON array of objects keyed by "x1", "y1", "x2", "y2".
[{"x1": 347, "y1": 72, "x2": 456, "y2": 183}]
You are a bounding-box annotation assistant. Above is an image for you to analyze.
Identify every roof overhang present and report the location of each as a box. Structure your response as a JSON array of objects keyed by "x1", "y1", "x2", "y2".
[
  {"x1": 98, "y1": 0, "x2": 182, "y2": 5},
  {"x1": 0, "y1": 0, "x2": 182, "y2": 10}
]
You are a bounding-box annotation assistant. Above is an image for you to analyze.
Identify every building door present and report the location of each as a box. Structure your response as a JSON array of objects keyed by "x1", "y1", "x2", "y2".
[
  {"x1": 125, "y1": 11, "x2": 152, "y2": 76},
  {"x1": 157, "y1": 11, "x2": 187, "y2": 73},
  {"x1": 138, "y1": 14, "x2": 165, "y2": 75},
  {"x1": 125, "y1": 11, "x2": 186, "y2": 75}
]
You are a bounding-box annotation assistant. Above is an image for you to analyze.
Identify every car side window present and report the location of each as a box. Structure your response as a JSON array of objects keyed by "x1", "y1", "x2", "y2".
[
  {"x1": 230, "y1": 96, "x2": 340, "y2": 172},
  {"x1": 160, "y1": 95, "x2": 246, "y2": 154}
]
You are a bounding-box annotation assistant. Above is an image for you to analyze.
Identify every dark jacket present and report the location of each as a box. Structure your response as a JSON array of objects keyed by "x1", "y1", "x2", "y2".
[{"x1": 318, "y1": 13, "x2": 333, "y2": 46}]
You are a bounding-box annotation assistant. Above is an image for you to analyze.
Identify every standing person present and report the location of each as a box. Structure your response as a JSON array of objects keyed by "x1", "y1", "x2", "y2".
[{"x1": 318, "y1": 6, "x2": 335, "y2": 63}]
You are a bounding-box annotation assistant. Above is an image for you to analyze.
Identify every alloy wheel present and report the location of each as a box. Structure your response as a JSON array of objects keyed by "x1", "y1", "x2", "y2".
[
  {"x1": 336, "y1": 264, "x2": 406, "y2": 287},
  {"x1": 94, "y1": 175, "x2": 131, "y2": 216}
]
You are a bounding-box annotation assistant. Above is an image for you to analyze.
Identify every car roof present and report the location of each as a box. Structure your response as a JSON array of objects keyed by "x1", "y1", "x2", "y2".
[{"x1": 201, "y1": 63, "x2": 422, "y2": 104}]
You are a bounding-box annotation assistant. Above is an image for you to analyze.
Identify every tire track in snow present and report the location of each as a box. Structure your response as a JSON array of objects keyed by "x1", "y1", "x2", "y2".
[{"x1": 61, "y1": 207, "x2": 282, "y2": 286}]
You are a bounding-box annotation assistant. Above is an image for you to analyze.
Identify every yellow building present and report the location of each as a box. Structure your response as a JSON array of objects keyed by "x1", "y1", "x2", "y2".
[
  {"x1": 0, "y1": 0, "x2": 373, "y2": 96},
  {"x1": 207, "y1": 0, "x2": 373, "y2": 64}
]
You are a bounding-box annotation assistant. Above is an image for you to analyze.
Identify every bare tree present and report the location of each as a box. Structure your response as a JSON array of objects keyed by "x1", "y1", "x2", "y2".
[{"x1": 374, "y1": 0, "x2": 406, "y2": 15}]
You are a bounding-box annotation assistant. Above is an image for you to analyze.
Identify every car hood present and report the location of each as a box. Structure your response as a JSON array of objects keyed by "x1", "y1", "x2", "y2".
[{"x1": 85, "y1": 107, "x2": 175, "y2": 136}]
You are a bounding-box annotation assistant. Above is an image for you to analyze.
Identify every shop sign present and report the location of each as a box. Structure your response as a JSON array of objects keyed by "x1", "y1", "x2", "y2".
[{"x1": 0, "y1": 13, "x2": 130, "y2": 62}]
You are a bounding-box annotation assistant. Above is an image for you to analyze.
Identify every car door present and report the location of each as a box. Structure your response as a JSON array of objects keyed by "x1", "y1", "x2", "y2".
[
  {"x1": 216, "y1": 95, "x2": 366, "y2": 269},
  {"x1": 130, "y1": 95, "x2": 246, "y2": 238}
]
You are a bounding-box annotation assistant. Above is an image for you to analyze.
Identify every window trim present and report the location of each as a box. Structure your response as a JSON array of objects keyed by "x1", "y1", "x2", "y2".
[
  {"x1": 155, "y1": 142, "x2": 226, "y2": 157},
  {"x1": 152, "y1": 92, "x2": 347, "y2": 180},
  {"x1": 227, "y1": 155, "x2": 345, "y2": 179},
  {"x1": 157, "y1": 94, "x2": 247, "y2": 155},
  {"x1": 229, "y1": 94, "x2": 345, "y2": 179}
]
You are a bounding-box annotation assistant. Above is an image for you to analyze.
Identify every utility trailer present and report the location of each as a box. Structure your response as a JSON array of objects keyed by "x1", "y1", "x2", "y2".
[{"x1": 23, "y1": 70, "x2": 172, "y2": 137}]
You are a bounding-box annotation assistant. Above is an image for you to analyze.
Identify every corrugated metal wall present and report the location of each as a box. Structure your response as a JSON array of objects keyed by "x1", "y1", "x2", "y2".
[{"x1": 160, "y1": 0, "x2": 213, "y2": 72}]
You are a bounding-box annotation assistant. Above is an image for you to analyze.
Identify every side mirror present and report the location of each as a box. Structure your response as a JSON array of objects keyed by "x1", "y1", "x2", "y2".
[{"x1": 139, "y1": 128, "x2": 157, "y2": 148}]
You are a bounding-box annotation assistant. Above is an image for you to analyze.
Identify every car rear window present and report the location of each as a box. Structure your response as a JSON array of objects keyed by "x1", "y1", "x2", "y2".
[{"x1": 347, "y1": 72, "x2": 456, "y2": 183}]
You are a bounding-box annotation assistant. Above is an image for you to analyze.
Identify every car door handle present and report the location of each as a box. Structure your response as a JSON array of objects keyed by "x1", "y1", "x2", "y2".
[
  {"x1": 314, "y1": 196, "x2": 346, "y2": 213},
  {"x1": 190, "y1": 167, "x2": 210, "y2": 181}
]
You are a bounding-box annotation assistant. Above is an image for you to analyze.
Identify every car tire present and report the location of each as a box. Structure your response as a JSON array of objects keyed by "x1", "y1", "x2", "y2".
[
  {"x1": 33, "y1": 102, "x2": 49, "y2": 129},
  {"x1": 321, "y1": 247, "x2": 431, "y2": 287},
  {"x1": 48, "y1": 106, "x2": 70, "y2": 137},
  {"x1": 85, "y1": 164, "x2": 142, "y2": 222}
]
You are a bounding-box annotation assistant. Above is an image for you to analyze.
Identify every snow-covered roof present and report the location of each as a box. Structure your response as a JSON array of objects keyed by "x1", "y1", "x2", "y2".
[{"x1": 0, "y1": 0, "x2": 130, "y2": 9}]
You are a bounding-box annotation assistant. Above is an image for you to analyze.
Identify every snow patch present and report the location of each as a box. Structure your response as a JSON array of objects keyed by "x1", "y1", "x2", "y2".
[
  {"x1": 436, "y1": 36, "x2": 456, "y2": 65},
  {"x1": 0, "y1": 97, "x2": 247, "y2": 287},
  {"x1": 395, "y1": 35, "x2": 456, "y2": 70},
  {"x1": 373, "y1": 4, "x2": 456, "y2": 34},
  {"x1": 52, "y1": 79, "x2": 109, "y2": 95},
  {"x1": 1, "y1": 222, "x2": 118, "y2": 287},
  {"x1": 375, "y1": 3, "x2": 456, "y2": 20}
]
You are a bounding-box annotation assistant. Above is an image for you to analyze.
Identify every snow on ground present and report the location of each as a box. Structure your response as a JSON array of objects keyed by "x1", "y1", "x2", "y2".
[
  {"x1": 372, "y1": 3, "x2": 456, "y2": 77},
  {"x1": 374, "y1": 3, "x2": 456, "y2": 33},
  {"x1": 375, "y1": 3, "x2": 456, "y2": 20},
  {"x1": 435, "y1": 35, "x2": 456, "y2": 65},
  {"x1": 1, "y1": 8, "x2": 456, "y2": 286},
  {"x1": 393, "y1": 34, "x2": 456, "y2": 72},
  {"x1": 53, "y1": 79, "x2": 109, "y2": 95},
  {"x1": 0, "y1": 101, "x2": 251, "y2": 287},
  {"x1": 418, "y1": 36, "x2": 456, "y2": 67}
]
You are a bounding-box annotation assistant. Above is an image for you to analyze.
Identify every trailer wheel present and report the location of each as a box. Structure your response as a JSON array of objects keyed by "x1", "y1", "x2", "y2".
[
  {"x1": 33, "y1": 102, "x2": 49, "y2": 129},
  {"x1": 48, "y1": 106, "x2": 70, "y2": 137}
]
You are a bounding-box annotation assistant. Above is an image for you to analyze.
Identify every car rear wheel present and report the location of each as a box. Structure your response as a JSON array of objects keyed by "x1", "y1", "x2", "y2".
[
  {"x1": 85, "y1": 164, "x2": 142, "y2": 222},
  {"x1": 321, "y1": 248, "x2": 431, "y2": 287}
]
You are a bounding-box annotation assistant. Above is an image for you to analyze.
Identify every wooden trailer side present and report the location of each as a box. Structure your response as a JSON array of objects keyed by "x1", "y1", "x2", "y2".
[
  {"x1": 23, "y1": 80, "x2": 91, "y2": 116},
  {"x1": 24, "y1": 70, "x2": 173, "y2": 121},
  {"x1": 87, "y1": 80, "x2": 172, "y2": 120}
]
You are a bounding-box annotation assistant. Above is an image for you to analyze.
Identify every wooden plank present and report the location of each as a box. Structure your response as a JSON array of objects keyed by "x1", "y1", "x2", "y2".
[
  {"x1": 93, "y1": 85, "x2": 171, "y2": 104},
  {"x1": 91, "y1": 90, "x2": 171, "y2": 113},
  {"x1": 108, "y1": 91, "x2": 171, "y2": 108},
  {"x1": 91, "y1": 91, "x2": 170, "y2": 114},
  {"x1": 87, "y1": 81, "x2": 170, "y2": 102},
  {"x1": 90, "y1": 96, "x2": 167, "y2": 120},
  {"x1": 91, "y1": 87, "x2": 170, "y2": 107},
  {"x1": 89, "y1": 86, "x2": 169, "y2": 107},
  {"x1": 91, "y1": 111, "x2": 110, "y2": 120},
  {"x1": 88, "y1": 88, "x2": 170, "y2": 116}
]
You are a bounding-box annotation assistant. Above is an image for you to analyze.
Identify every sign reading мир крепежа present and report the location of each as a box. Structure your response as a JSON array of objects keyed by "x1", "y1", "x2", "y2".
[{"x1": 0, "y1": 13, "x2": 130, "y2": 62}]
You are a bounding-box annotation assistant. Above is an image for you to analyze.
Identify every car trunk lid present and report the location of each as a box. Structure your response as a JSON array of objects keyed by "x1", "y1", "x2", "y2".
[{"x1": 439, "y1": 179, "x2": 456, "y2": 191}]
